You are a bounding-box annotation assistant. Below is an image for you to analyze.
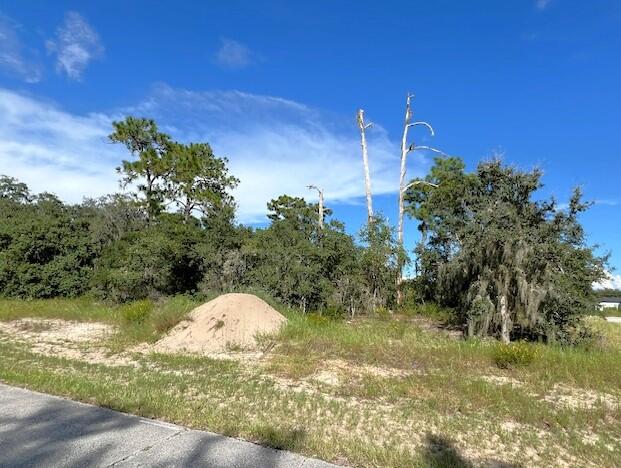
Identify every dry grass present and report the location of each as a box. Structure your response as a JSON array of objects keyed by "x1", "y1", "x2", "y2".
[{"x1": 0, "y1": 298, "x2": 620, "y2": 467}]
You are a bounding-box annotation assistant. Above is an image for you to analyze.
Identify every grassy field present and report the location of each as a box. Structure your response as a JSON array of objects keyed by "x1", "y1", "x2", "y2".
[{"x1": 0, "y1": 297, "x2": 620, "y2": 467}]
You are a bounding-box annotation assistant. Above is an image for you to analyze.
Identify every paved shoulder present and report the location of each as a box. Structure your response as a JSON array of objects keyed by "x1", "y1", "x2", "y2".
[{"x1": 0, "y1": 383, "x2": 337, "y2": 468}]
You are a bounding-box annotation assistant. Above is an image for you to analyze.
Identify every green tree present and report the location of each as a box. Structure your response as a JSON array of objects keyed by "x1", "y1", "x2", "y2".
[
  {"x1": 358, "y1": 215, "x2": 401, "y2": 311},
  {"x1": 198, "y1": 199, "x2": 250, "y2": 292},
  {"x1": 406, "y1": 157, "x2": 607, "y2": 343},
  {"x1": 0, "y1": 184, "x2": 97, "y2": 298},
  {"x1": 82, "y1": 194, "x2": 147, "y2": 248},
  {"x1": 167, "y1": 142, "x2": 239, "y2": 222},
  {"x1": 243, "y1": 196, "x2": 352, "y2": 313},
  {"x1": 0, "y1": 175, "x2": 32, "y2": 203},
  {"x1": 109, "y1": 117, "x2": 172, "y2": 222},
  {"x1": 91, "y1": 214, "x2": 205, "y2": 301}
]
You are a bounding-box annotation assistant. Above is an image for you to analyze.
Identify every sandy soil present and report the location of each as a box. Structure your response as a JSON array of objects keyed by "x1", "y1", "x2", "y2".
[
  {"x1": 0, "y1": 318, "x2": 127, "y2": 364},
  {"x1": 153, "y1": 293, "x2": 287, "y2": 354}
]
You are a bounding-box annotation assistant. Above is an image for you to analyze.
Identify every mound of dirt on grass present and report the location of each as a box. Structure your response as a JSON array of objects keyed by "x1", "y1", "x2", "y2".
[{"x1": 153, "y1": 293, "x2": 286, "y2": 354}]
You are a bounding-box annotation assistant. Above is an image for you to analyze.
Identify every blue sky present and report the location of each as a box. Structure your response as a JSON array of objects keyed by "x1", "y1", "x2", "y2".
[{"x1": 0, "y1": 1, "x2": 620, "y2": 283}]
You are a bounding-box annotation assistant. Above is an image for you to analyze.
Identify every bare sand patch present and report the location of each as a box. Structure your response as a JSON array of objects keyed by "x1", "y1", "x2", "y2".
[
  {"x1": 153, "y1": 293, "x2": 286, "y2": 354},
  {"x1": 0, "y1": 318, "x2": 131, "y2": 365},
  {"x1": 543, "y1": 384, "x2": 619, "y2": 410},
  {"x1": 480, "y1": 375, "x2": 525, "y2": 388},
  {"x1": 0, "y1": 318, "x2": 112, "y2": 342}
]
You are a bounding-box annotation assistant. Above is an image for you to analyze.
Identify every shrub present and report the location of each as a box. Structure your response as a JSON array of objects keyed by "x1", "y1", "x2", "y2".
[
  {"x1": 120, "y1": 300, "x2": 153, "y2": 324},
  {"x1": 404, "y1": 303, "x2": 457, "y2": 324},
  {"x1": 493, "y1": 341, "x2": 541, "y2": 369},
  {"x1": 374, "y1": 306, "x2": 392, "y2": 320},
  {"x1": 150, "y1": 295, "x2": 198, "y2": 334},
  {"x1": 91, "y1": 217, "x2": 205, "y2": 301},
  {"x1": 307, "y1": 313, "x2": 331, "y2": 327}
]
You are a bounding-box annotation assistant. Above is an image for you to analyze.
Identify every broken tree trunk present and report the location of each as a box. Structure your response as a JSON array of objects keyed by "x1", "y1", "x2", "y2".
[
  {"x1": 307, "y1": 184, "x2": 324, "y2": 229},
  {"x1": 396, "y1": 93, "x2": 440, "y2": 306},
  {"x1": 357, "y1": 109, "x2": 374, "y2": 223}
]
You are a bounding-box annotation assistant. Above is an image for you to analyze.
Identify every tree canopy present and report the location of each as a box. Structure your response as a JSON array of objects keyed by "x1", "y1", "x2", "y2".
[
  {"x1": 405, "y1": 157, "x2": 607, "y2": 343},
  {"x1": 0, "y1": 116, "x2": 609, "y2": 344}
]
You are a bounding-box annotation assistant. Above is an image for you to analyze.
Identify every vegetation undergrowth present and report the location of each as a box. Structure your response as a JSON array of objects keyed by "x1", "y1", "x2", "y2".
[
  {"x1": 0, "y1": 295, "x2": 200, "y2": 348},
  {"x1": 492, "y1": 341, "x2": 543, "y2": 369},
  {"x1": 0, "y1": 297, "x2": 620, "y2": 467}
]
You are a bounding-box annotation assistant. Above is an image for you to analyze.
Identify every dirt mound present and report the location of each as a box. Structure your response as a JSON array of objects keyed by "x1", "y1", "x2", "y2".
[{"x1": 153, "y1": 293, "x2": 286, "y2": 354}]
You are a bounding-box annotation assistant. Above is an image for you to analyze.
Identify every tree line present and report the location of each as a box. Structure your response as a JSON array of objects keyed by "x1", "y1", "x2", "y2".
[{"x1": 0, "y1": 111, "x2": 608, "y2": 344}]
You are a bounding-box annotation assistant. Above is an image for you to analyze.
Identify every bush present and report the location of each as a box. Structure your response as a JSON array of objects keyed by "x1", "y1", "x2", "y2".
[
  {"x1": 120, "y1": 300, "x2": 153, "y2": 324},
  {"x1": 0, "y1": 195, "x2": 98, "y2": 298},
  {"x1": 492, "y1": 341, "x2": 541, "y2": 369},
  {"x1": 374, "y1": 306, "x2": 392, "y2": 320},
  {"x1": 91, "y1": 217, "x2": 205, "y2": 301},
  {"x1": 403, "y1": 303, "x2": 456, "y2": 324},
  {"x1": 307, "y1": 313, "x2": 331, "y2": 327},
  {"x1": 150, "y1": 295, "x2": 198, "y2": 334}
]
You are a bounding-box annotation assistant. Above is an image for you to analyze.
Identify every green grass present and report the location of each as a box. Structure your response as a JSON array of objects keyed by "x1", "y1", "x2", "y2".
[
  {"x1": 0, "y1": 297, "x2": 620, "y2": 467},
  {"x1": 0, "y1": 295, "x2": 200, "y2": 349},
  {"x1": 0, "y1": 297, "x2": 118, "y2": 323}
]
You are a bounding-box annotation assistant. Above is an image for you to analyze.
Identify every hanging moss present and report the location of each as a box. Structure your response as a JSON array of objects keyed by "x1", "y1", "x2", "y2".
[{"x1": 406, "y1": 157, "x2": 607, "y2": 343}]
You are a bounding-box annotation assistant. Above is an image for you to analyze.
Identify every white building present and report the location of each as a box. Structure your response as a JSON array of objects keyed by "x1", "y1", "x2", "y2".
[{"x1": 598, "y1": 297, "x2": 621, "y2": 311}]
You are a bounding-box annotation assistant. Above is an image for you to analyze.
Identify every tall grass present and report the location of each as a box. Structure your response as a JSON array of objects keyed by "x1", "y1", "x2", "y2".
[
  {"x1": 0, "y1": 297, "x2": 118, "y2": 322},
  {"x1": 1, "y1": 295, "x2": 620, "y2": 466}
]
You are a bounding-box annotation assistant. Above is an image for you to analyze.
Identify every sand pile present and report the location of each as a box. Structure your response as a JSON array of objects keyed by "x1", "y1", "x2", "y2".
[{"x1": 154, "y1": 293, "x2": 286, "y2": 354}]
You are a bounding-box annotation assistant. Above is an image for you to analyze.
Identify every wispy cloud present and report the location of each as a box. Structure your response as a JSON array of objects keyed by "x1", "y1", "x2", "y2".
[
  {"x1": 595, "y1": 199, "x2": 619, "y2": 207},
  {"x1": 556, "y1": 198, "x2": 618, "y2": 211},
  {"x1": 535, "y1": 0, "x2": 552, "y2": 11},
  {"x1": 131, "y1": 84, "x2": 412, "y2": 222},
  {"x1": 0, "y1": 88, "x2": 122, "y2": 201},
  {"x1": 215, "y1": 38, "x2": 255, "y2": 69},
  {"x1": 595, "y1": 272, "x2": 621, "y2": 290},
  {"x1": 0, "y1": 13, "x2": 42, "y2": 82},
  {"x1": 0, "y1": 85, "x2": 422, "y2": 223},
  {"x1": 46, "y1": 12, "x2": 103, "y2": 80}
]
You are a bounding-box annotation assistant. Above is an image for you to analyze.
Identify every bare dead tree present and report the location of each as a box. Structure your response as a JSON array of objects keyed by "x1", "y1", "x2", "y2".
[
  {"x1": 396, "y1": 93, "x2": 445, "y2": 305},
  {"x1": 357, "y1": 109, "x2": 374, "y2": 222},
  {"x1": 307, "y1": 184, "x2": 325, "y2": 229}
]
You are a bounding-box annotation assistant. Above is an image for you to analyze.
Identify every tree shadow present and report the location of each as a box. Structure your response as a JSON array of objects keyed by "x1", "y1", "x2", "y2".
[
  {"x1": 0, "y1": 391, "x2": 141, "y2": 467},
  {"x1": 181, "y1": 427, "x2": 311, "y2": 468},
  {"x1": 252, "y1": 424, "x2": 307, "y2": 451},
  {"x1": 422, "y1": 434, "x2": 473, "y2": 468},
  {"x1": 0, "y1": 385, "x2": 319, "y2": 468},
  {"x1": 421, "y1": 434, "x2": 522, "y2": 468}
]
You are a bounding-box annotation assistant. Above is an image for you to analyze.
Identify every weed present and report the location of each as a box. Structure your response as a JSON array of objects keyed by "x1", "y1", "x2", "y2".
[
  {"x1": 251, "y1": 424, "x2": 306, "y2": 451},
  {"x1": 1, "y1": 299, "x2": 620, "y2": 467},
  {"x1": 120, "y1": 300, "x2": 153, "y2": 324},
  {"x1": 0, "y1": 297, "x2": 118, "y2": 323},
  {"x1": 150, "y1": 295, "x2": 197, "y2": 334},
  {"x1": 493, "y1": 341, "x2": 542, "y2": 369},
  {"x1": 307, "y1": 313, "x2": 330, "y2": 326},
  {"x1": 225, "y1": 342, "x2": 246, "y2": 352},
  {"x1": 13, "y1": 321, "x2": 54, "y2": 332},
  {"x1": 407, "y1": 303, "x2": 457, "y2": 324}
]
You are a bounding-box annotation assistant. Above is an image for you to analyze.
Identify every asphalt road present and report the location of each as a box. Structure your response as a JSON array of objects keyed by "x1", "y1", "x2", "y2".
[{"x1": 0, "y1": 383, "x2": 337, "y2": 468}]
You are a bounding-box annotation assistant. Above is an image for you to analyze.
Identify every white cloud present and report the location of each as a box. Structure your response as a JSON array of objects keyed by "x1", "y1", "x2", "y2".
[
  {"x1": 215, "y1": 38, "x2": 254, "y2": 69},
  {"x1": 0, "y1": 13, "x2": 42, "y2": 82},
  {"x1": 131, "y1": 84, "x2": 417, "y2": 222},
  {"x1": 595, "y1": 272, "x2": 621, "y2": 290},
  {"x1": 595, "y1": 199, "x2": 619, "y2": 207},
  {"x1": 46, "y1": 12, "x2": 103, "y2": 80},
  {"x1": 0, "y1": 84, "x2": 428, "y2": 223},
  {"x1": 0, "y1": 88, "x2": 122, "y2": 201},
  {"x1": 535, "y1": 0, "x2": 552, "y2": 10}
]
